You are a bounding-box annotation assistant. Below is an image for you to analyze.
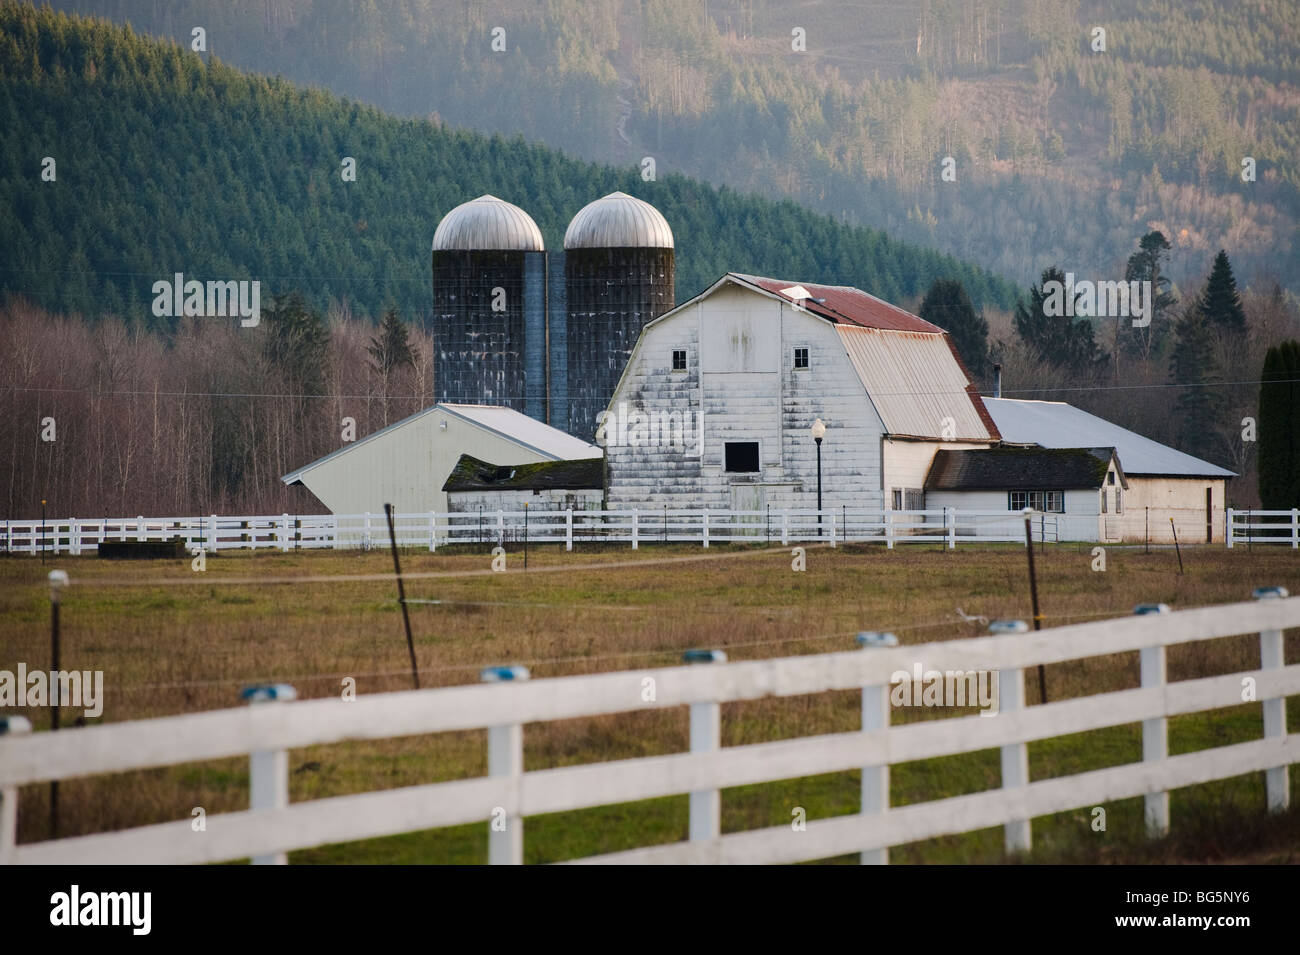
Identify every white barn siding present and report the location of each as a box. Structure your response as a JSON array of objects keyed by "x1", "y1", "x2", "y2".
[
  {"x1": 926, "y1": 489, "x2": 1104, "y2": 541},
  {"x1": 606, "y1": 286, "x2": 886, "y2": 511}
]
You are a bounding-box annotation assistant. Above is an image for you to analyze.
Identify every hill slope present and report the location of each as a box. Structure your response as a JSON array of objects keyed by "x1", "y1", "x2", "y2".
[{"x1": 0, "y1": 3, "x2": 1017, "y2": 326}]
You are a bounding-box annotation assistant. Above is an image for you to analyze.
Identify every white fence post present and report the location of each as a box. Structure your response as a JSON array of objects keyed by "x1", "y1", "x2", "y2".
[
  {"x1": 208, "y1": 514, "x2": 218, "y2": 553},
  {"x1": 136, "y1": 515, "x2": 145, "y2": 543},
  {"x1": 702, "y1": 510, "x2": 710, "y2": 549},
  {"x1": 429, "y1": 511, "x2": 437, "y2": 553},
  {"x1": 0, "y1": 716, "x2": 31, "y2": 865},
  {"x1": 987, "y1": 619, "x2": 1031, "y2": 853},
  {"x1": 69, "y1": 519, "x2": 79, "y2": 557},
  {"x1": 1255, "y1": 587, "x2": 1290, "y2": 812},
  {"x1": 857, "y1": 632, "x2": 896, "y2": 865},
  {"x1": 829, "y1": 509, "x2": 837, "y2": 548},
  {"x1": 243, "y1": 685, "x2": 296, "y2": 865},
  {"x1": 565, "y1": 508, "x2": 573, "y2": 552},
  {"x1": 497, "y1": 509, "x2": 504, "y2": 546},
  {"x1": 280, "y1": 514, "x2": 290, "y2": 552},
  {"x1": 1140, "y1": 637, "x2": 1170, "y2": 837},
  {"x1": 781, "y1": 509, "x2": 789, "y2": 546},
  {"x1": 363, "y1": 512, "x2": 372, "y2": 550},
  {"x1": 947, "y1": 507, "x2": 956, "y2": 550},
  {"x1": 1226, "y1": 507, "x2": 1234, "y2": 549},
  {"x1": 482, "y1": 666, "x2": 530, "y2": 865},
  {"x1": 631, "y1": 508, "x2": 639, "y2": 550},
  {"x1": 684, "y1": 650, "x2": 725, "y2": 842},
  {"x1": 1293, "y1": 509, "x2": 1298, "y2": 549},
  {"x1": 886, "y1": 511, "x2": 894, "y2": 550}
]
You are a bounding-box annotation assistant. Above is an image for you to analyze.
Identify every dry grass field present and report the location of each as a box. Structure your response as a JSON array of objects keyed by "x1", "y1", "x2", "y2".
[{"x1": 2, "y1": 540, "x2": 1298, "y2": 863}]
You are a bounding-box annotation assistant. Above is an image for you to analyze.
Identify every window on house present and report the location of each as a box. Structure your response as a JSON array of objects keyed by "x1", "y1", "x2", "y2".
[
  {"x1": 794, "y1": 347, "x2": 809, "y2": 369},
  {"x1": 892, "y1": 489, "x2": 902, "y2": 510},
  {"x1": 724, "y1": 441, "x2": 760, "y2": 473},
  {"x1": 892, "y1": 488, "x2": 924, "y2": 510},
  {"x1": 1107, "y1": 471, "x2": 1116, "y2": 485},
  {"x1": 1101, "y1": 489, "x2": 1108, "y2": 513},
  {"x1": 1009, "y1": 490, "x2": 1064, "y2": 513},
  {"x1": 672, "y1": 349, "x2": 687, "y2": 372}
]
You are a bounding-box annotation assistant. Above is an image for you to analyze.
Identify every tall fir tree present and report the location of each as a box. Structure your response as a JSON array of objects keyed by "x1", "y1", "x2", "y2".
[
  {"x1": 1168, "y1": 301, "x2": 1225, "y2": 463},
  {"x1": 918, "y1": 278, "x2": 989, "y2": 378},
  {"x1": 1198, "y1": 250, "x2": 1246, "y2": 335},
  {"x1": 1121, "y1": 230, "x2": 1176, "y2": 362},
  {"x1": 1257, "y1": 340, "x2": 1300, "y2": 509},
  {"x1": 1014, "y1": 266, "x2": 1109, "y2": 375},
  {"x1": 368, "y1": 307, "x2": 418, "y2": 374}
]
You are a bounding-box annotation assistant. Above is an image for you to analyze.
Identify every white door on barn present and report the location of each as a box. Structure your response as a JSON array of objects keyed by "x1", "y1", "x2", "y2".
[{"x1": 730, "y1": 484, "x2": 766, "y2": 537}]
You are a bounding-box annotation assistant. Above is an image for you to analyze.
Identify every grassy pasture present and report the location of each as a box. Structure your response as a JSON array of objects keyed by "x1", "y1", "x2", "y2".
[{"x1": 2, "y1": 540, "x2": 1299, "y2": 864}]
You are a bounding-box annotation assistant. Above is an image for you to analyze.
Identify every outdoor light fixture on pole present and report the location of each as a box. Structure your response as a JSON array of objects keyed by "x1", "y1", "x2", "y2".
[{"x1": 811, "y1": 418, "x2": 826, "y2": 537}]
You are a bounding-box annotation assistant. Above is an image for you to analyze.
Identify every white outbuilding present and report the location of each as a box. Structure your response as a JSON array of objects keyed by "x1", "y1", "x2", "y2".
[{"x1": 281, "y1": 403, "x2": 601, "y2": 516}]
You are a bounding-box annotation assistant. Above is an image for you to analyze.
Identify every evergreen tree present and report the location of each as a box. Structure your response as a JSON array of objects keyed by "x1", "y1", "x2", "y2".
[
  {"x1": 1257, "y1": 340, "x2": 1300, "y2": 509},
  {"x1": 918, "y1": 278, "x2": 988, "y2": 378},
  {"x1": 1168, "y1": 301, "x2": 1225, "y2": 463},
  {"x1": 1122, "y1": 230, "x2": 1176, "y2": 362},
  {"x1": 1198, "y1": 250, "x2": 1246, "y2": 335},
  {"x1": 367, "y1": 307, "x2": 418, "y2": 374},
  {"x1": 1014, "y1": 266, "x2": 1108, "y2": 374},
  {"x1": 263, "y1": 292, "x2": 329, "y2": 396}
]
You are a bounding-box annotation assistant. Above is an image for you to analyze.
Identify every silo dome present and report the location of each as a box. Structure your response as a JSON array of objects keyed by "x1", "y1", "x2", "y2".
[
  {"x1": 432, "y1": 195, "x2": 545, "y2": 252},
  {"x1": 563, "y1": 192, "x2": 674, "y2": 250}
]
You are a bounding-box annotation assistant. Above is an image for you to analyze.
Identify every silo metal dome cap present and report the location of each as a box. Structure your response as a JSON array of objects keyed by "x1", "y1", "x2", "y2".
[
  {"x1": 432, "y1": 194, "x2": 545, "y2": 252},
  {"x1": 564, "y1": 191, "x2": 674, "y2": 250}
]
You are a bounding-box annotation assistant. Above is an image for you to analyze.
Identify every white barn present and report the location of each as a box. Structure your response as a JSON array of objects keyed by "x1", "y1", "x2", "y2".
[
  {"x1": 602, "y1": 272, "x2": 999, "y2": 512},
  {"x1": 282, "y1": 403, "x2": 601, "y2": 516}
]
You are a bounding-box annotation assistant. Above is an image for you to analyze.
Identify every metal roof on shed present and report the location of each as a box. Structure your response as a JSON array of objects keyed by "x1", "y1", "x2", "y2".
[
  {"x1": 733, "y1": 274, "x2": 940, "y2": 333},
  {"x1": 442, "y1": 454, "x2": 603, "y2": 492},
  {"x1": 281, "y1": 403, "x2": 600, "y2": 485},
  {"x1": 983, "y1": 398, "x2": 1235, "y2": 478}
]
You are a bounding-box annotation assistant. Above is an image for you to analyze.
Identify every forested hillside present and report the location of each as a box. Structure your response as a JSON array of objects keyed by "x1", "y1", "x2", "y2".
[
  {"x1": 0, "y1": 3, "x2": 1015, "y2": 325},
  {"x1": 49, "y1": 0, "x2": 1300, "y2": 296}
]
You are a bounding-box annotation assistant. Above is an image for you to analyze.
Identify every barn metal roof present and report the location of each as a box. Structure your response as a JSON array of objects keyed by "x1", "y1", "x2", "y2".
[
  {"x1": 983, "y1": 398, "x2": 1236, "y2": 478},
  {"x1": 432, "y1": 195, "x2": 545, "y2": 252},
  {"x1": 837, "y1": 326, "x2": 997, "y2": 441},
  {"x1": 926, "y1": 447, "x2": 1120, "y2": 491},
  {"x1": 442, "y1": 454, "x2": 603, "y2": 492},
  {"x1": 281, "y1": 403, "x2": 599, "y2": 485},
  {"x1": 733, "y1": 274, "x2": 940, "y2": 333},
  {"x1": 564, "y1": 192, "x2": 674, "y2": 250}
]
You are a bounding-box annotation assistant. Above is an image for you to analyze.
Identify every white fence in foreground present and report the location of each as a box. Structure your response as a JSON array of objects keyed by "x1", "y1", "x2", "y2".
[
  {"x1": 2, "y1": 595, "x2": 1294, "y2": 865},
  {"x1": 3, "y1": 507, "x2": 1060, "y2": 554}
]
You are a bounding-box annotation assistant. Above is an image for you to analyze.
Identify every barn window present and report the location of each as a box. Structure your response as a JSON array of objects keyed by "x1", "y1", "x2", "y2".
[
  {"x1": 794, "y1": 347, "x2": 809, "y2": 369},
  {"x1": 672, "y1": 349, "x2": 687, "y2": 372},
  {"x1": 1101, "y1": 490, "x2": 1108, "y2": 513},
  {"x1": 724, "y1": 441, "x2": 760, "y2": 473},
  {"x1": 1107, "y1": 471, "x2": 1116, "y2": 485},
  {"x1": 1009, "y1": 490, "x2": 1063, "y2": 513},
  {"x1": 892, "y1": 488, "x2": 924, "y2": 510}
]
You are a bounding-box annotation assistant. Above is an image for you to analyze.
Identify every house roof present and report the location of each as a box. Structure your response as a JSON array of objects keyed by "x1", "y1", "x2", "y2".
[
  {"x1": 926, "y1": 446, "x2": 1121, "y2": 491},
  {"x1": 442, "y1": 454, "x2": 604, "y2": 492},
  {"x1": 983, "y1": 398, "x2": 1235, "y2": 478},
  {"x1": 281, "y1": 403, "x2": 601, "y2": 486}
]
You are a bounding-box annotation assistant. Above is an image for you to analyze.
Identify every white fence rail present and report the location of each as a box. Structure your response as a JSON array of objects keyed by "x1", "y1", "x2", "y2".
[
  {"x1": 1, "y1": 508, "x2": 1057, "y2": 554},
  {"x1": 1228, "y1": 508, "x2": 1300, "y2": 548},
  {"x1": 1, "y1": 595, "x2": 1295, "y2": 865}
]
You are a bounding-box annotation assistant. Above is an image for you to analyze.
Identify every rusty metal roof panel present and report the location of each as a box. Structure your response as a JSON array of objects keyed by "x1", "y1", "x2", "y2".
[
  {"x1": 733, "y1": 273, "x2": 940, "y2": 332},
  {"x1": 836, "y1": 326, "x2": 996, "y2": 441}
]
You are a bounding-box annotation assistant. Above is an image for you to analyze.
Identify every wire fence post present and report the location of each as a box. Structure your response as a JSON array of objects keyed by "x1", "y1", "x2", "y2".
[
  {"x1": 684, "y1": 650, "x2": 725, "y2": 842},
  {"x1": 482, "y1": 665, "x2": 530, "y2": 865},
  {"x1": 1254, "y1": 586, "x2": 1290, "y2": 812},
  {"x1": 242, "y1": 684, "x2": 296, "y2": 865}
]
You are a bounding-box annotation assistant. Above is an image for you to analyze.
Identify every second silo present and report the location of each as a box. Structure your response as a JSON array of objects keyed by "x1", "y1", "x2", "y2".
[
  {"x1": 562, "y1": 191, "x2": 675, "y2": 438},
  {"x1": 432, "y1": 195, "x2": 546, "y2": 415}
]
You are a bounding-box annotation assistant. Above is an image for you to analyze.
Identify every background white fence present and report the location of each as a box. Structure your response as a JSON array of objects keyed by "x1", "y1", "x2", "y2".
[
  {"x1": 1, "y1": 594, "x2": 1294, "y2": 865},
  {"x1": 1228, "y1": 508, "x2": 1300, "y2": 548},
  {"x1": 1, "y1": 507, "x2": 1062, "y2": 554}
]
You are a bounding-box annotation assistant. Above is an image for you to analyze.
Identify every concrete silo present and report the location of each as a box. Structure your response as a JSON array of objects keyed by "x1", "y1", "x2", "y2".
[
  {"x1": 432, "y1": 195, "x2": 547, "y2": 416},
  {"x1": 560, "y1": 191, "x2": 675, "y2": 439}
]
